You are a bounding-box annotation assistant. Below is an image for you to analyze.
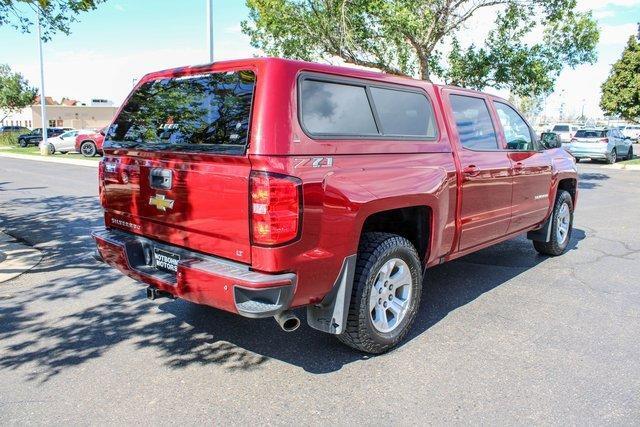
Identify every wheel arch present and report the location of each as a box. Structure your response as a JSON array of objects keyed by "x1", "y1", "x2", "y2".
[
  {"x1": 360, "y1": 205, "x2": 432, "y2": 263},
  {"x1": 557, "y1": 177, "x2": 577, "y2": 206}
]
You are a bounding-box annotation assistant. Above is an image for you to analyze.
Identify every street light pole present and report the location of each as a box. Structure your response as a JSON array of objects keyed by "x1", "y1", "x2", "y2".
[
  {"x1": 36, "y1": 10, "x2": 49, "y2": 156},
  {"x1": 206, "y1": 0, "x2": 214, "y2": 63}
]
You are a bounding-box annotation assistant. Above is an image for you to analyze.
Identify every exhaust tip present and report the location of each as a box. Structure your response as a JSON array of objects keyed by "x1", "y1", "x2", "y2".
[{"x1": 274, "y1": 310, "x2": 300, "y2": 332}]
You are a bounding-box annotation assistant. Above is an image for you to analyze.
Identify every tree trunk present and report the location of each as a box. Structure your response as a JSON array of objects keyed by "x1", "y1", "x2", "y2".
[{"x1": 420, "y1": 61, "x2": 432, "y2": 82}]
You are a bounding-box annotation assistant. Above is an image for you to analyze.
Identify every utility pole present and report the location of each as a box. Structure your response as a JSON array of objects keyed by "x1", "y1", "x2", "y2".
[
  {"x1": 36, "y1": 10, "x2": 49, "y2": 156},
  {"x1": 206, "y1": 0, "x2": 214, "y2": 63}
]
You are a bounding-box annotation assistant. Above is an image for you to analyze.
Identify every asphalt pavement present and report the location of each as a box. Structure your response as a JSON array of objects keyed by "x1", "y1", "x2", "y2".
[{"x1": 0, "y1": 157, "x2": 639, "y2": 424}]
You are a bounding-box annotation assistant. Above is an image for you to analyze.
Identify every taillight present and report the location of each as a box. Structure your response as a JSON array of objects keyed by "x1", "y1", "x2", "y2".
[
  {"x1": 98, "y1": 159, "x2": 106, "y2": 207},
  {"x1": 250, "y1": 171, "x2": 302, "y2": 246},
  {"x1": 599, "y1": 138, "x2": 609, "y2": 143}
]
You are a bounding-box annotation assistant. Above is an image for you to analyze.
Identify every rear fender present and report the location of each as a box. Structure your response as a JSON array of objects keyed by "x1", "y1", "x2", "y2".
[{"x1": 307, "y1": 166, "x2": 451, "y2": 334}]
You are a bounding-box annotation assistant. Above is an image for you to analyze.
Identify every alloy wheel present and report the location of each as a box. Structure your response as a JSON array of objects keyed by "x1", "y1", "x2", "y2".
[
  {"x1": 556, "y1": 202, "x2": 571, "y2": 245},
  {"x1": 369, "y1": 257, "x2": 413, "y2": 333}
]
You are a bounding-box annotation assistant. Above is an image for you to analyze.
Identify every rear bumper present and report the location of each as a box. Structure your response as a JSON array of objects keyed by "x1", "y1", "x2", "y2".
[
  {"x1": 566, "y1": 145, "x2": 608, "y2": 159},
  {"x1": 92, "y1": 228, "x2": 296, "y2": 318}
]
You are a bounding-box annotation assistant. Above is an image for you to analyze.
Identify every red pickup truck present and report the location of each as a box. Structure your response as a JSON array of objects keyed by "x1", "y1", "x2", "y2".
[{"x1": 93, "y1": 58, "x2": 577, "y2": 353}]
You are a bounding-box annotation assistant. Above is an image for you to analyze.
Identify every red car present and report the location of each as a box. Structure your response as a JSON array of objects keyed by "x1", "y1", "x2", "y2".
[
  {"x1": 75, "y1": 128, "x2": 106, "y2": 157},
  {"x1": 92, "y1": 58, "x2": 577, "y2": 353}
]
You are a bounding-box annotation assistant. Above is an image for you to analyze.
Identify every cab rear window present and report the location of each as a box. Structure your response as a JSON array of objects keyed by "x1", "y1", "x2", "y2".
[
  {"x1": 105, "y1": 70, "x2": 256, "y2": 154},
  {"x1": 299, "y1": 78, "x2": 437, "y2": 139}
]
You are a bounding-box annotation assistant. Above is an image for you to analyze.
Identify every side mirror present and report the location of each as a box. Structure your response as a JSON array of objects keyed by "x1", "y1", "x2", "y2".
[{"x1": 540, "y1": 132, "x2": 562, "y2": 149}]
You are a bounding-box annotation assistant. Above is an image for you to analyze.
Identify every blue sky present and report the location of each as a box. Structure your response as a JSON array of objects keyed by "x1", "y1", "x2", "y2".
[{"x1": 1, "y1": 0, "x2": 639, "y2": 119}]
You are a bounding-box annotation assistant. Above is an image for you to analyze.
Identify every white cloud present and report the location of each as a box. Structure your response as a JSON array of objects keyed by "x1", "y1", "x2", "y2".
[
  {"x1": 593, "y1": 9, "x2": 615, "y2": 19},
  {"x1": 599, "y1": 23, "x2": 637, "y2": 45},
  {"x1": 577, "y1": 0, "x2": 640, "y2": 11},
  {"x1": 114, "y1": 4, "x2": 125, "y2": 12}
]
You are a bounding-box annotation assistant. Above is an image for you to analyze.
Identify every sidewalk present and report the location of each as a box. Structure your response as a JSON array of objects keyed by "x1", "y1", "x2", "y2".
[
  {"x1": 0, "y1": 232, "x2": 42, "y2": 283},
  {"x1": 0, "y1": 151, "x2": 99, "y2": 168}
]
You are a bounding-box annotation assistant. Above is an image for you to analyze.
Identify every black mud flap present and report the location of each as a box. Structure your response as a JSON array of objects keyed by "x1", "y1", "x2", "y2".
[
  {"x1": 527, "y1": 215, "x2": 553, "y2": 242},
  {"x1": 306, "y1": 254, "x2": 356, "y2": 334}
]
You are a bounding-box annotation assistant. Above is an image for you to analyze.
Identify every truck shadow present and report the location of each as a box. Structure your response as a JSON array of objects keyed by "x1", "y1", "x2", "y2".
[
  {"x1": 156, "y1": 229, "x2": 586, "y2": 373},
  {"x1": 0, "y1": 180, "x2": 588, "y2": 379}
]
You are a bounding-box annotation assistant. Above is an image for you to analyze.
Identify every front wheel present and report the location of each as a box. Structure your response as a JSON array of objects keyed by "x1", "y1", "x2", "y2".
[
  {"x1": 19, "y1": 139, "x2": 27, "y2": 148},
  {"x1": 80, "y1": 141, "x2": 97, "y2": 157},
  {"x1": 533, "y1": 190, "x2": 573, "y2": 256},
  {"x1": 337, "y1": 232, "x2": 423, "y2": 354},
  {"x1": 46, "y1": 143, "x2": 55, "y2": 155},
  {"x1": 606, "y1": 148, "x2": 617, "y2": 164}
]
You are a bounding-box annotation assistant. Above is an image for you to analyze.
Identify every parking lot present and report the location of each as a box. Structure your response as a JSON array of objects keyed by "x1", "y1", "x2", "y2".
[{"x1": 0, "y1": 157, "x2": 639, "y2": 424}]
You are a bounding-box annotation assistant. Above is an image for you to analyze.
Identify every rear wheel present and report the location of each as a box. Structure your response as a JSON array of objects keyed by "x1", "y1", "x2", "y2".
[
  {"x1": 337, "y1": 232, "x2": 422, "y2": 354},
  {"x1": 626, "y1": 145, "x2": 633, "y2": 160},
  {"x1": 606, "y1": 148, "x2": 617, "y2": 164},
  {"x1": 80, "y1": 141, "x2": 97, "y2": 157},
  {"x1": 533, "y1": 190, "x2": 573, "y2": 256}
]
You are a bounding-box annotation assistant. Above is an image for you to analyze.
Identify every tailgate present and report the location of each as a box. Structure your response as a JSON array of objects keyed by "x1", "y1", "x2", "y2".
[
  {"x1": 100, "y1": 68, "x2": 257, "y2": 264},
  {"x1": 102, "y1": 154, "x2": 252, "y2": 263}
]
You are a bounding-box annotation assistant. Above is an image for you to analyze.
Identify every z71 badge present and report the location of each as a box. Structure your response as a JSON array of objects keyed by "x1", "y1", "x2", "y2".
[{"x1": 294, "y1": 157, "x2": 334, "y2": 168}]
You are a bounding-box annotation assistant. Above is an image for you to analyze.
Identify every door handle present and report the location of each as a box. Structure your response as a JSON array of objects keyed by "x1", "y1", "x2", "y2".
[{"x1": 463, "y1": 165, "x2": 480, "y2": 178}]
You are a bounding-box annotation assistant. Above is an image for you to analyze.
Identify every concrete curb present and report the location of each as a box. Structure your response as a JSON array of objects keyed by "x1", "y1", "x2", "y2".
[
  {"x1": 602, "y1": 163, "x2": 640, "y2": 171},
  {"x1": 0, "y1": 152, "x2": 99, "y2": 168},
  {"x1": 0, "y1": 232, "x2": 43, "y2": 283}
]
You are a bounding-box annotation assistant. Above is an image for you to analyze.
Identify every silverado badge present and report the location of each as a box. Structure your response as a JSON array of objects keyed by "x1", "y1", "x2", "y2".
[{"x1": 149, "y1": 194, "x2": 174, "y2": 211}]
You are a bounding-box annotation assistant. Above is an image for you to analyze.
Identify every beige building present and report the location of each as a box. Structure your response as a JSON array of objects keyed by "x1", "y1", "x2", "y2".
[{"x1": 1, "y1": 97, "x2": 118, "y2": 130}]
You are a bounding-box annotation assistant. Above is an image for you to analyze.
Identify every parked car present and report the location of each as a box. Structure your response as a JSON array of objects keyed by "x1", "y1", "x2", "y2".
[
  {"x1": 567, "y1": 128, "x2": 633, "y2": 163},
  {"x1": 551, "y1": 123, "x2": 580, "y2": 144},
  {"x1": 0, "y1": 125, "x2": 29, "y2": 134},
  {"x1": 17, "y1": 127, "x2": 66, "y2": 147},
  {"x1": 620, "y1": 125, "x2": 640, "y2": 142},
  {"x1": 75, "y1": 128, "x2": 105, "y2": 157},
  {"x1": 92, "y1": 58, "x2": 578, "y2": 354},
  {"x1": 39, "y1": 129, "x2": 95, "y2": 154}
]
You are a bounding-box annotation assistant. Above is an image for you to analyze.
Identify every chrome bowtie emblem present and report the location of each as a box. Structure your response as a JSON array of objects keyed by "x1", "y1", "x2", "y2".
[{"x1": 149, "y1": 194, "x2": 174, "y2": 211}]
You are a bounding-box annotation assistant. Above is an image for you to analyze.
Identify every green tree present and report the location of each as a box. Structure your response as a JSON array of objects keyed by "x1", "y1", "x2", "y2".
[
  {"x1": 509, "y1": 94, "x2": 544, "y2": 122},
  {"x1": 0, "y1": 0, "x2": 105, "y2": 40},
  {"x1": 601, "y1": 35, "x2": 640, "y2": 124},
  {"x1": 243, "y1": 0, "x2": 599, "y2": 97},
  {"x1": 0, "y1": 64, "x2": 37, "y2": 123}
]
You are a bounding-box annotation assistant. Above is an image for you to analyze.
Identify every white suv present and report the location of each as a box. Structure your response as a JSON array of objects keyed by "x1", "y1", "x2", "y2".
[
  {"x1": 552, "y1": 123, "x2": 580, "y2": 144},
  {"x1": 620, "y1": 125, "x2": 640, "y2": 142}
]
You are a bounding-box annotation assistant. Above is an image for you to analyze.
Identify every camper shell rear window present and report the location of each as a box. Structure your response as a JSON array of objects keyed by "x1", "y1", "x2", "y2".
[{"x1": 105, "y1": 70, "x2": 256, "y2": 154}]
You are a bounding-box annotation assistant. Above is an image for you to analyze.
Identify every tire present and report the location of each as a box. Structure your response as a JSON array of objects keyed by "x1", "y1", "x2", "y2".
[
  {"x1": 626, "y1": 145, "x2": 633, "y2": 160},
  {"x1": 533, "y1": 190, "x2": 573, "y2": 256},
  {"x1": 337, "y1": 232, "x2": 423, "y2": 354},
  {"x1": 60, "y1": 151, "x2": 68, "y2": 154},
  {"x1": 47, "y1": 143, "x2": 55, "y2": 155},
  {"x1": 80, "y1": 141, "x2": 97, "y2": 157},
  {"x1": 19, "y1": 139, "x2": 27, "y2": 148},
  {"x1": 606, "y1": 148, "x2": 617, "y2": 164}
]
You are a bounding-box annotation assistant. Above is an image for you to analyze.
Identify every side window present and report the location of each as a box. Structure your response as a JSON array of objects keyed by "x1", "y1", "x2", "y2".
[
  {"x1": 494, "y1": 102, "x2": 534, "y2": 151},
  {"x1": 369, "y1": 87, "x2": 437, "y2": 137},
  {"x1": 300, "y1": 80, "x2": 378, "y2": 135},
  {"x1": 450, "y1": 95, "x2": 499, "y2": 150}
]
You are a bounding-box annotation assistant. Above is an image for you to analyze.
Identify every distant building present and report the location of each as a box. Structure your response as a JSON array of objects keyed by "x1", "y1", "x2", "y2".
[{"x1": 1, "y1": 97, "x2": 118, "y2": 129}]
